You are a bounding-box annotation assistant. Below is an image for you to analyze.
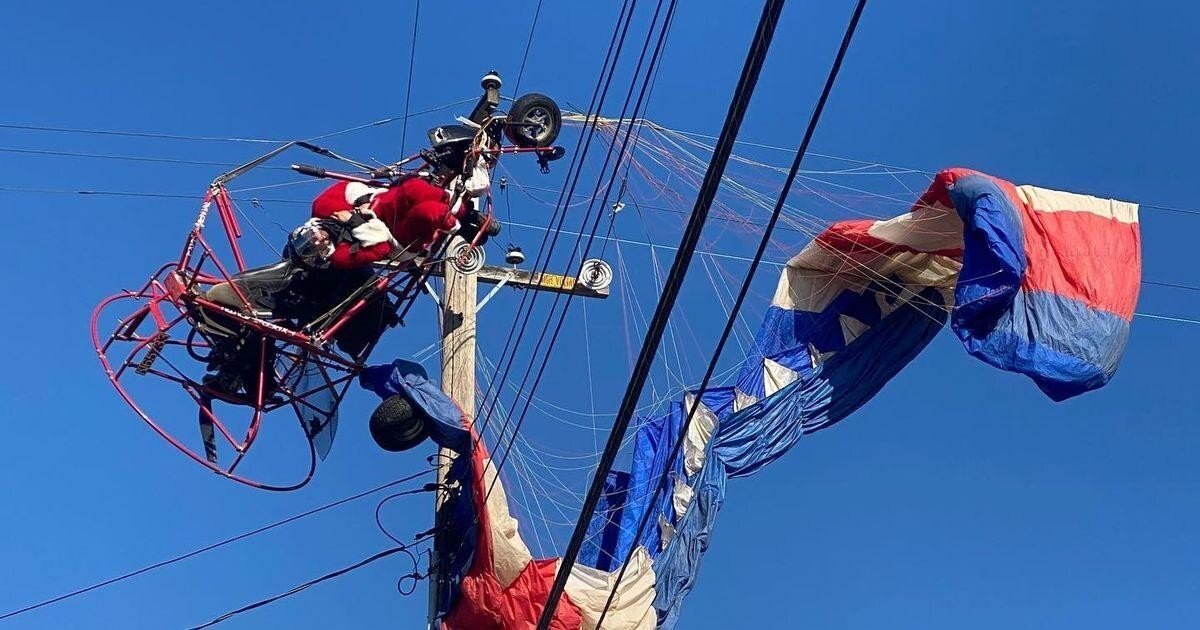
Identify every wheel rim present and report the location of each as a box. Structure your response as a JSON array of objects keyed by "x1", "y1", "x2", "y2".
[{"x1": 521, "y1": 106, "x2": 553, "y2": 143}]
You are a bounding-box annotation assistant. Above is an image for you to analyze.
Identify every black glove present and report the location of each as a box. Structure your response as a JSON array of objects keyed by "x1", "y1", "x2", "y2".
[{"x1": 458, "y1": 211, "x2": 501, "y2": 245}]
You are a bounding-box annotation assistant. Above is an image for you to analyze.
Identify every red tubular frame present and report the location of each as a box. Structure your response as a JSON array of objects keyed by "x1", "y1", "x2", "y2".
[
  {"x1": 92, "y1": 130, "x2": 524, "y2": 491},
  {"x1": 90, "y1": 169, "x2": 427, "y2": 491}
]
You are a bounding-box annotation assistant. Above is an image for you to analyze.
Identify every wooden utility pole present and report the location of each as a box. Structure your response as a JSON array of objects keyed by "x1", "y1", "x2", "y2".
[
  {"x1": 430, "y1": 237, "x2": 476, "y2": 627},
  {"x1": 426, "y1": 239, "x2": 612, "y2": 628}
]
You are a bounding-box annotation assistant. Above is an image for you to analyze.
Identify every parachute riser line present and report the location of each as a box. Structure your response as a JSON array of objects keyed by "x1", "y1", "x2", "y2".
[
  {"x1": 594, "y1": 0, "x2": 870, "y2": 625},
  {"x1": 537, "y1": 0, "x2": 785, "y2": 626}
]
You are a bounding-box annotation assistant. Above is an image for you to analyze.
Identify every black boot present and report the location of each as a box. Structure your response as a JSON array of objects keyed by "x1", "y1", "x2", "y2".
[{"x1": 202, "y1": 369, "x2": 246, "y2": 397}]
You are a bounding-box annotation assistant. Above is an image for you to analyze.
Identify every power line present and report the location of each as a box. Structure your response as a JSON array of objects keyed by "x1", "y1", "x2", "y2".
[
  {"x1": 1144, "y1": 279, "x2": 1200, "y2": 293},
  {"x1": 14, "y1": 140, "x2": 1187, "y2": 231},
  {"x1": 466, "y1": 0, "x2": 644, "y2": 469},
  {"x1": 536, "y1": 0, "x2": 783, "y2": 625},
  {"x1": 1140, "y1": 203, "x2": 1200, "y2": 217},
  {"x1": 187, "y1": 542, "x2": 429, "y2": 629},
  {"x1": 399, "y1": 0, "x2": 420, "y2": 153},
  {"x1": 435, "y1": 0, "x2": 682, "y2": 614},
  {"x1": 0, "y1": 470, "x2": 433, "y2": 623},
  {"x1": 422, "y1": 0, "x2": 651, "y2": 617},
  {"x1": 0, "y1": 146, "x2": 287, "y2": 169},
  {"x1": 5, "y1": 118, "x2": 1200, "y2": 223},
  {"x1": 0, "y1": 185, "x2": 307, "y2": 205},
  {"x1": 595, "y1": 1, "x2": 869, "y2": 625},
  {"x1": 4, "y1": 183, "x2": 1199, "y2": 303},
  {"x1": 301, "y1": 99, "x2": 478, "y2": 143},
  {"x1": 0, "y1": 99, "x2": 475, "y2": 147},
  {"x1": 1135, "y1": 312, "x2": 1200, "y2": 326},
  {"x1": 472, "y1": 0, "x2": 680, "y2": 578},
  {"x1": 476, "y1": 0, "x2": 677, "y2": 488},
  {"x1": 513, "y1": 0, "x2": 546, "y2": 93},
  {"x1": 0, "y1": 123, "x2": 283, "y2": 143}
]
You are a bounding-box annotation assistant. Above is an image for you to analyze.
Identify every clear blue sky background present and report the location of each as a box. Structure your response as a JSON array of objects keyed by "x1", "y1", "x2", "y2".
[{"x1": 1, "y1": 1, "x2": 1197, "y2": 629}]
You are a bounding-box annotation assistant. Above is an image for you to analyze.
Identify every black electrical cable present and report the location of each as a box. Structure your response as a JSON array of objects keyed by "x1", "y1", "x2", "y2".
[
  {"x1": 471, "y1": 0, "x2": 641, "y2": 434},
  {"x1": 469, "y1": 0, "x2": 675, "y2": 513},
  {"x1": 1, "y1": 183, "x2": 1195, "y2": 299},
  {"x1": 1145, "y1": 279, "x2": 1200, "y2": 293},
  {"x1": 476, "y1": 0, "x2": 676, "y2": 484},
  {"x1": 465, "y1": 0, "x2": 638, "y2": 453},
  {"x1": 399, "y1": 0, "x2": 420, "y2": 153},
  {"x1": 473, "y1": 0, "x2": 679, "y2": 554},
  {"x1": 535, "y1": 1, "x2": 788, "y2": 626},
  {"x1": 187, "y1": 541, "x2": 430, "y2": 629},
  {"x1": 513, "y1": 0, "x2": 545, "y2": 93},
  {"x1": 0, "y1": 146, "x2": 285, "y2": 168},
  {"x1": 0, "y1": 470, "x2": 433, "y2": 622},
  {"x1": 593, "y1": 1, "x2": 869, "y2": 626},
  {"x1": 425, "y1": 4, "x2": 645, "y2": 618},
  {"x1": 0, "y1": 123, "x2": 282, "y2": 143},
  {"x1": 0, "y1": 99, "x2": 473, "y2": 146},
  {"x1": 425, "y1": 1, "x2": 679, "y2": 619},
  {"x1": 375, "y1": 484, "x2": 445, "y2": 546},
  {"x1": 431, "y1": 0, "x2": 673, "y2": 603}
]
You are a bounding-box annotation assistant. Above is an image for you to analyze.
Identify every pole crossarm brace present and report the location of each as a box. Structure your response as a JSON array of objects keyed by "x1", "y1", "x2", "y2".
[{"x1": 426, "y1": 263, "x2": 611, "y2": 299}]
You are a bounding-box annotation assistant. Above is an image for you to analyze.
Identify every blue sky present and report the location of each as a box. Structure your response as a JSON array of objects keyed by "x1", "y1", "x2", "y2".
[{"x1": 0, "y1": 1, "x2": 1197, "y2": 629}]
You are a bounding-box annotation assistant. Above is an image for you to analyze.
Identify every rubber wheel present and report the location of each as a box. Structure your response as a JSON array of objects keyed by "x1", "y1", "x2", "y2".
[
  {"x1": 369, "y1": 394, "x2": 430, "y2": 452},
  {"x1": 504, "y1": 93, "x2": 562, "y2": 148}
]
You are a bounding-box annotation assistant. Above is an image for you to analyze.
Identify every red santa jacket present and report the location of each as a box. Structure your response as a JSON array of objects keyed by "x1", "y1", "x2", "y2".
[{"x1": 311, "y1": 178, "x2": 462, "y2": 268}]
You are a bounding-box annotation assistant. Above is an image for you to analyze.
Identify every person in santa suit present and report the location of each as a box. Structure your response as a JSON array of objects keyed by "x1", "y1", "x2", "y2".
[
  {"x1": 198, "y1": 170, "x2": 495, "y2": 397},
  {"x1": 197, "y1": 206, "x2": 401, "y2": 397},
  {"x1": 309, "y1": 162, "x2": 499, "y2": 264},
  {"x1": 311, "y1": 178, "x2": 451, "y2": 262}
]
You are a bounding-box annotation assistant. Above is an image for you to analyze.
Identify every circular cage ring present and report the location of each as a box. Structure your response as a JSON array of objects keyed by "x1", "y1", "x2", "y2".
[
  {"x1": 578, "y1": 259, "x2": 613, "y2": 291},
  {"x1": 91, "y1": 279, "x2": 321, "y2": 492},
  {"x1": 448, "y1": 240, "x2": 485, "y2": 275}
]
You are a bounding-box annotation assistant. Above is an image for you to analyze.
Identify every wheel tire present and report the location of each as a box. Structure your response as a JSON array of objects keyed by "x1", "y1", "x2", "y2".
[
  {"x1": 369, "y1": 394, "x2": 430, "y2": 452},
  {"x1": 504, "y1": 93, "x2": 562, "y2": 148}
]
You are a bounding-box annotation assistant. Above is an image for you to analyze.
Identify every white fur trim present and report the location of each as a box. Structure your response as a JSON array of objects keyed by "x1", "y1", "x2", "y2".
[
  {"x1": 344, "y1": 182, "x2": 385, "y2": 207},
  {"x1": 350, "y1": 218, "x2": 395, "y2": 247},
  {"x1": 463, "y1": 161, "x2": 491, "y2": 197}
]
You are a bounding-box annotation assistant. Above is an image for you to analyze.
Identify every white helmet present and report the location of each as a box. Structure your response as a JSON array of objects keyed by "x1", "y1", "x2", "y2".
[{"x1": 288, "y1": 219, "x2": 335, "y2": 268}]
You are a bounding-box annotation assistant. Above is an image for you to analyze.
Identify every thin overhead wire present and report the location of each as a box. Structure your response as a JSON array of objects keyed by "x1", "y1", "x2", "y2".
[
  {"x1": 441, "y1": 0, "x2": 684, "y2": 596},
  {"x1": 302, "y1": 99, "x2": 477, "y2": 143},
  {"x1": 470, "y1": 0, "x2": 642, "y2": 438},
  {"x1": 1144, "y1": 279, "x2": 1200, "y2": 293},
  {"x1": 187, "y1": 543, "x2": 428, "y2": 629},
  {"x1": 514, "y1": 0, "x2": 546, "y2": 93},
  {"x1": 399, "y1": 0, "x2": 420, "y2": 153},
  {"x1": 538, "y1": 0, "x2": 782, "y2": 625},
  {"x1": 426, "y1": 0, "x2": 650, "y2": 616},
  {"x1": 0, "y1": 471, "x2": 433, "y2": 623},
  {"x1": 477, "y1": 0, "x2": 677, "y2": 475},
  {"x1": 1135, "y1": 312, "x2": 1200, "y2": 325},
  {"x1": 4, "y1": 183, "x2": 1199, "y2": 303},
  {"x1": 0, "y1": 99, "x2": 475, "y2": 147},
  {"x1": 594, "y1": 1, "x2": 869, "y2": 625},
  {"x1": 0, "y1": 146, "x2": 285, "y2": 169},
  {"x1": 0, "y1": 122, "x2": 284, "y2": 143}
]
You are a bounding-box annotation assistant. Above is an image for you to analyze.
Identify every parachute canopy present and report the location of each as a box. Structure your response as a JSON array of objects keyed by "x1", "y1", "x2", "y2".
[
  {"x1": 738, "y1": 166, "x2": 1141, "y2": 415},
  {"x1": 364, "y1": 167, "x2": 1141, "y2": 629},
  {"x1": 596, "y1": 167, "x2": 1143, "y2": 627}
]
